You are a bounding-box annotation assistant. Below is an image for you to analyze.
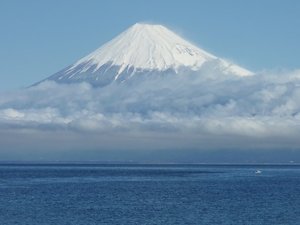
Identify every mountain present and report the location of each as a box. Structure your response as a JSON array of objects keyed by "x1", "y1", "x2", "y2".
[{"x1": 39, "y1": 23, "x2": 252, "y2": 86}]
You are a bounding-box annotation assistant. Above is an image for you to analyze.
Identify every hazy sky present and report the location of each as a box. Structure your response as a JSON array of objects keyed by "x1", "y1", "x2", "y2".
[{"x1": 0, "y1": 0, "x2": 300, "y2": 90}]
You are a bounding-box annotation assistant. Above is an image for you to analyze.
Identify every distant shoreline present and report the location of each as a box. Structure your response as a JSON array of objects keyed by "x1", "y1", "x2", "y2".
[{"x1": 0, "y1": 161, "x2": 299, "y2": 166}]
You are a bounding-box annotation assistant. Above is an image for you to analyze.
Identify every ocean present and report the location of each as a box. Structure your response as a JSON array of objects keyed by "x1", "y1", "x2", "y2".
[{"x1": 0, "y1": 164, "x2": 299, "y2": 225}]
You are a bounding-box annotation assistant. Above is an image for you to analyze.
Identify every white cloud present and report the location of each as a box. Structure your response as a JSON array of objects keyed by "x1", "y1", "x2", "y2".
[{"x1": 1, "y1": 69, "x2": 300, "y2": 154}]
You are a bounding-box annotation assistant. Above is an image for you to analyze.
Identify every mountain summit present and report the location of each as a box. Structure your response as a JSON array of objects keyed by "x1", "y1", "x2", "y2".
[{"x1": 42, "y1": 23, "x2": 252, "y2": 86}]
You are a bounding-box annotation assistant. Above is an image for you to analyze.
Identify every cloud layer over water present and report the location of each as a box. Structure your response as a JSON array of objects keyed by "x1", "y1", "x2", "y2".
[{"x1": 1, "y1": 69, "x2": 300, "y2": 159}]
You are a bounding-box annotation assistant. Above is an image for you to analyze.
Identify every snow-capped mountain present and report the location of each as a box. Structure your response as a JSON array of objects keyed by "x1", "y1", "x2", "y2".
[{"x1": 41, "y1": 23, "x2": 252, "y2": 86}]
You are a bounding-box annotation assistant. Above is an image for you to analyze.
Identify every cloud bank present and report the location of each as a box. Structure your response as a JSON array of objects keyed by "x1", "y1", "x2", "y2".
[{"x1": 1, "y1": 69, "x2": 300, "y2": 161}]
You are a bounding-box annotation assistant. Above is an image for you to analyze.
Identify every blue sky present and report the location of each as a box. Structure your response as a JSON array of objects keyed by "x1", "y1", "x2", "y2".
[
  {"x1": 1, "y1": 0, "x2": 300, "y2": 161},
  {"x1": 0, "y1": 0, "x2": 299, "y2": 90}
]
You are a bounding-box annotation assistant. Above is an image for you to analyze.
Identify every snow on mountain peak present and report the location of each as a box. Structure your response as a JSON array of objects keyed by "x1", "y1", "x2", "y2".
[
  {"x1": 66, "y1": 23, "x2": 251, "y2": 77},
  {"x1": 68, "y1": 23, "x2": 216, "y2": 74},
  {"x1": 41, "y1": 23, "x2": 252, "y2": 86}
]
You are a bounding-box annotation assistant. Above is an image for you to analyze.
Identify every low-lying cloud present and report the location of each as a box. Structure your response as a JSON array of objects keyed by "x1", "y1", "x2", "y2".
[{"x1": 1, "y1": 69, "x2": 300, "y2": 161}]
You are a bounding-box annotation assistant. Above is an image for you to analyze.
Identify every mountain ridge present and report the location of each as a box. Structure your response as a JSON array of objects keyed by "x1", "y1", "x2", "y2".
[{"x1": 40, "y1": 23, "x2": 252, "y2": 86}]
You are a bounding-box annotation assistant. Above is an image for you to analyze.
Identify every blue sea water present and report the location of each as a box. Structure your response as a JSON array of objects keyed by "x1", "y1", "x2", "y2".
[{"x1": 0, "y1": 164, "x2": 299, "y2": 225}]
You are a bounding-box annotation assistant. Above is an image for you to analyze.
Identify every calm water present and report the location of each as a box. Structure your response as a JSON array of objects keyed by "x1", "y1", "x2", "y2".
[{"x1": 0, "y1": 164, "x2": 299, "y2": 225}]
